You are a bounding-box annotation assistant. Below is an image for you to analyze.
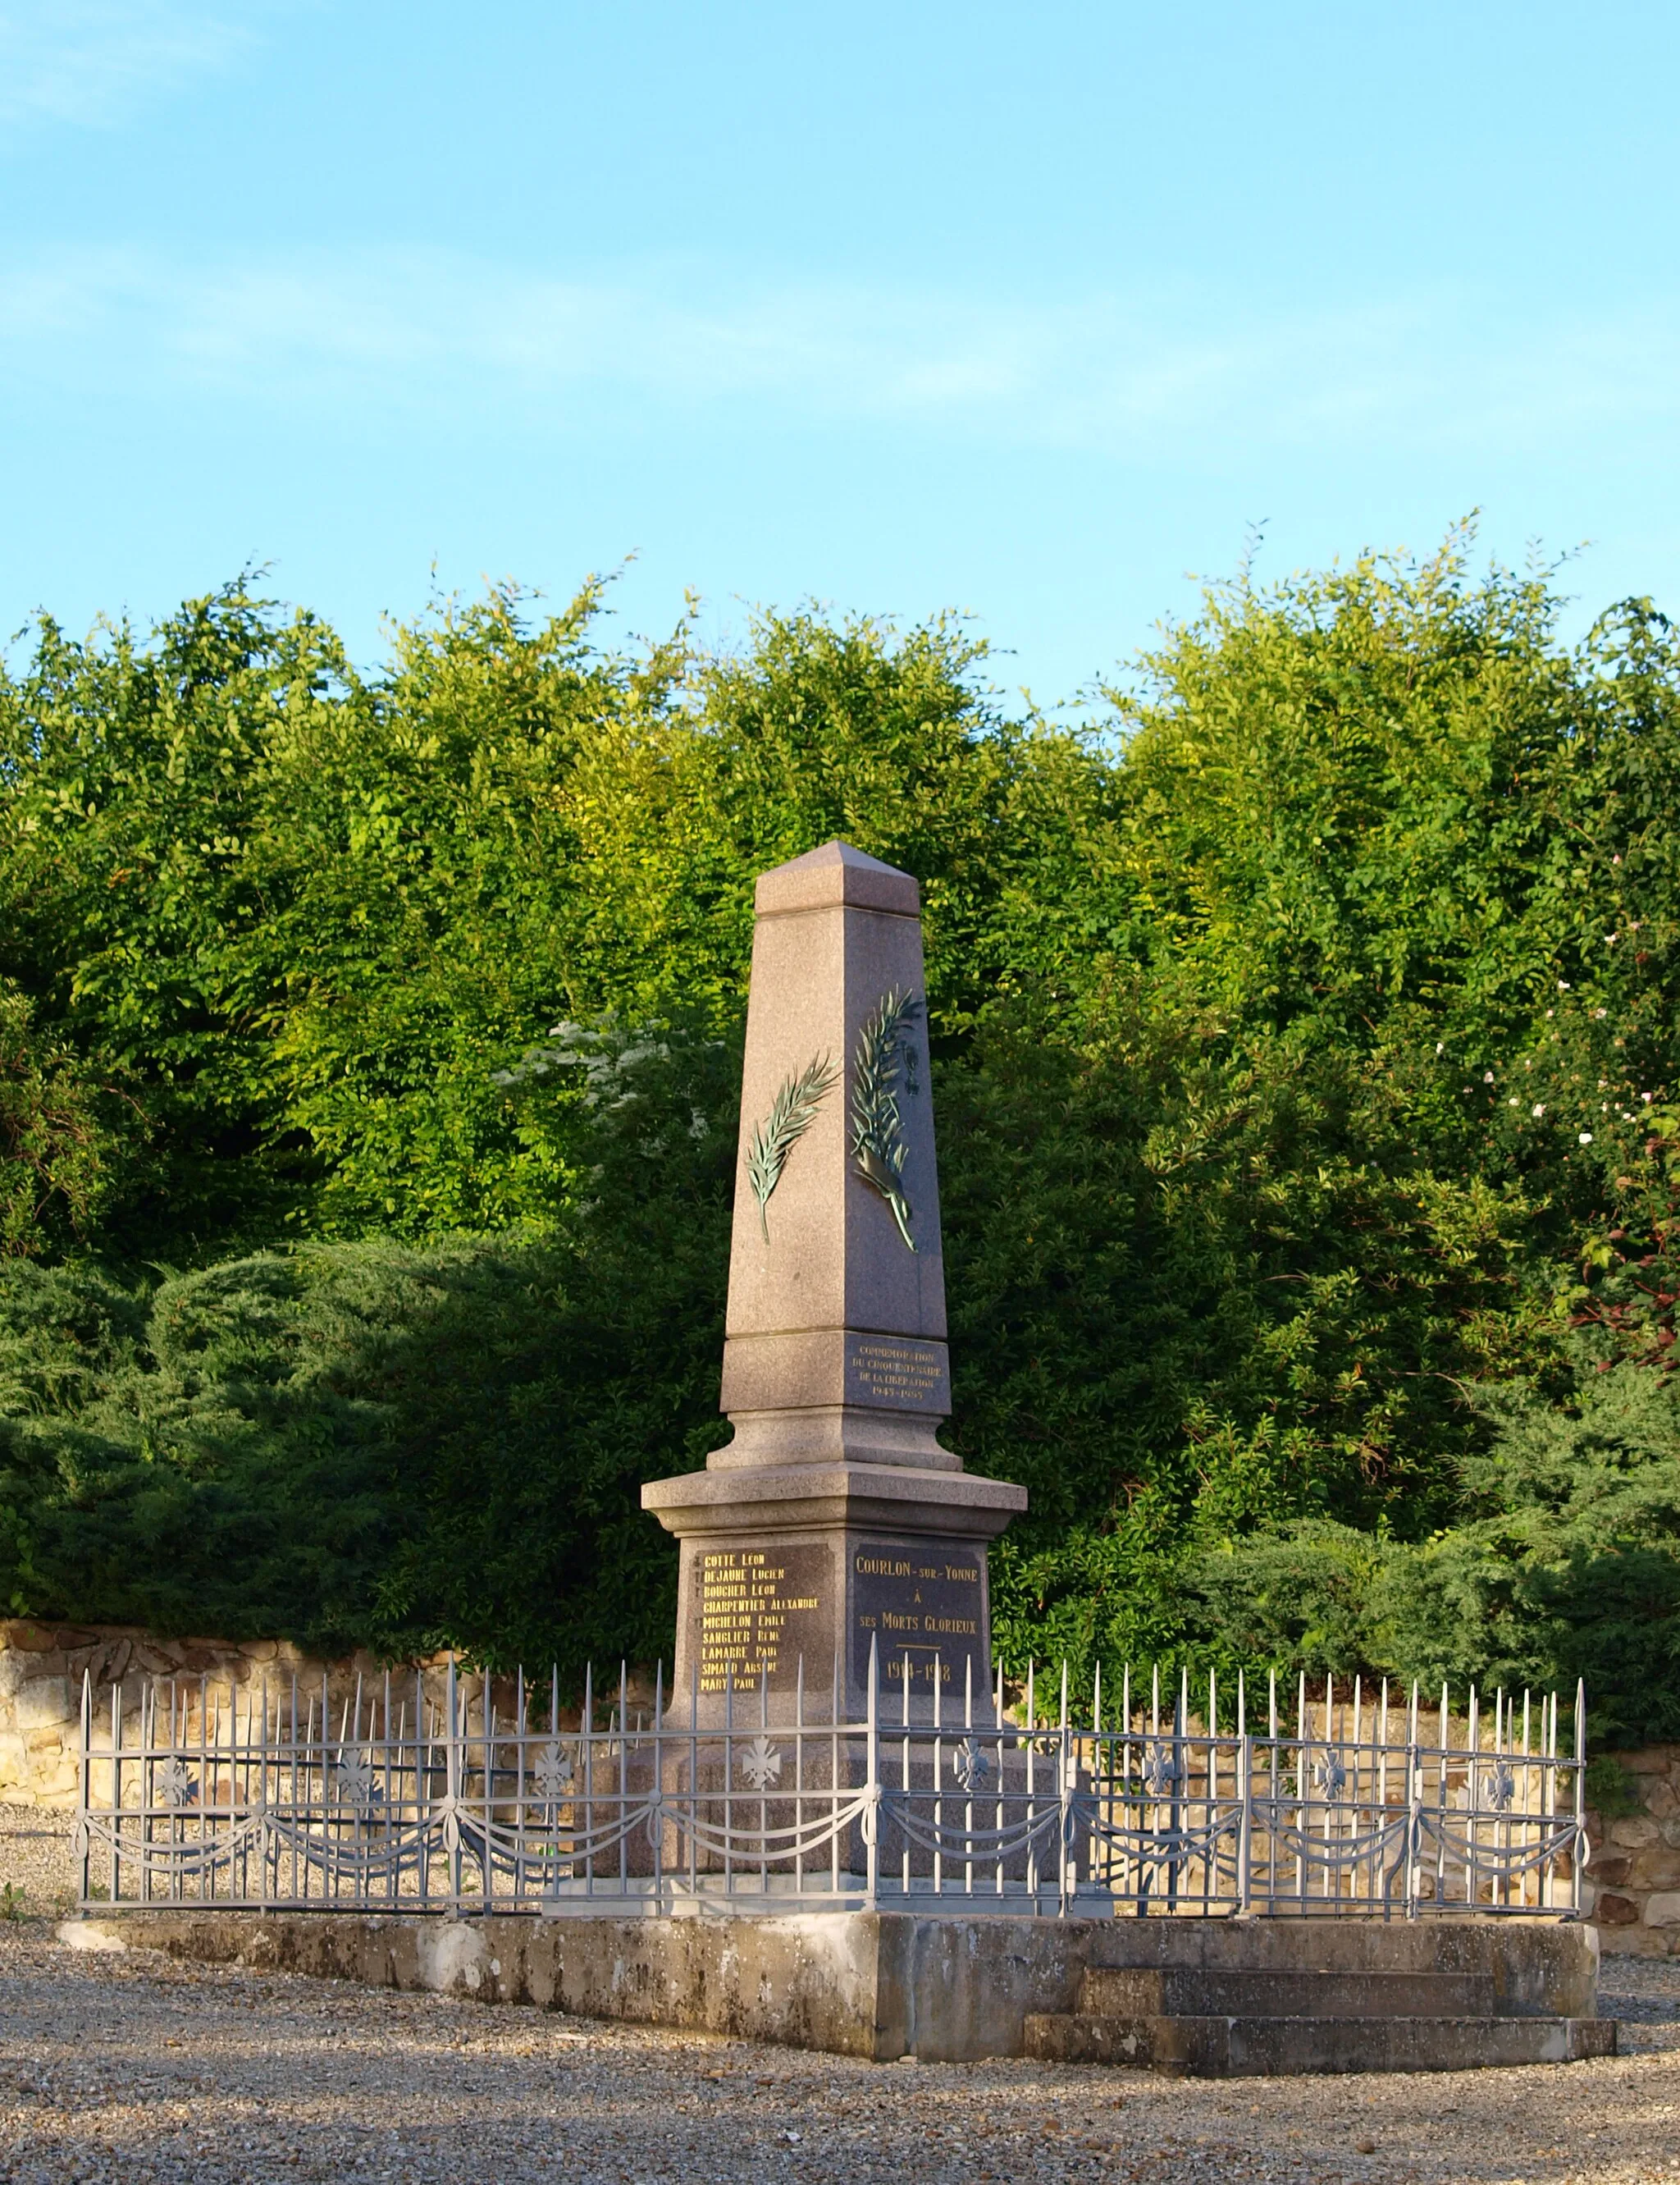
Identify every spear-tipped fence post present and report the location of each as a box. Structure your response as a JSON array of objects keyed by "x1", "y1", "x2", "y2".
[
  {"x1": 865, "y1": 1634, "x2": 880, "y2": 1908},
  {"x1": 652, "y1": 1659, "x2": 665, "y2": 1902},
  {"x1": 1405, "y1": 1680, "x2": 1421, "y2": 1920},
  {"x1": 1573, "y1": 1678, "x2": 1587, "y2": 1916},
  {"x1": 1058, "y1": 1658, "x2": 1074, "y2": 1916},
  {"x1": 1237, "y1": 1667, "x2": 1253, "y2": 1917},
  {"x1": 619, "y1": 1661, "x2": 630, "y2": 1899},
  {"x1": 444, "y1": 1657, "x2": 463, "y2": 1916},
  {"x1": 77, "y1": 1670, "x2": 92, "y2": 1908}
]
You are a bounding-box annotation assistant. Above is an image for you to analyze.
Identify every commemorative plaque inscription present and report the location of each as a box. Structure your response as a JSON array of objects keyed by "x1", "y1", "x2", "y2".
[
  {"x1": 842, "y1": 1333, "x2": 949, "y2": 1413},
  {"x1": 851, "y1": 1538, "x2": 987, "y2": 1701}
]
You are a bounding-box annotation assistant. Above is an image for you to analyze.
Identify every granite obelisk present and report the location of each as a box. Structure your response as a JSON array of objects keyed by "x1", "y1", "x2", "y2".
[{"x1": 642, "y1": 841, "x2": 1026, "y2": 1721}]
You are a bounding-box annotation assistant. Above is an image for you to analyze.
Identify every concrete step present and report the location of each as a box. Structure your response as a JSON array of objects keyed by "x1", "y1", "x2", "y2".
[
  {"x1": 1080, "y1": 1918, "x2": 1586, "y2": 1988},
  {"x1": 1080, "y1": 1966, "x2": 1497, "y2": 2020},
  {"x1": 1021, "y1": 2012, "x2": 1619, "y2": 2077}
]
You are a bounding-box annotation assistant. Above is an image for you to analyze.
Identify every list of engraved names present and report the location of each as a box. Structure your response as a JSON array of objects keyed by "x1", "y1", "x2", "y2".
[{"x1": 696, "y1": 1544, "x2": 827, "y2": 1694}]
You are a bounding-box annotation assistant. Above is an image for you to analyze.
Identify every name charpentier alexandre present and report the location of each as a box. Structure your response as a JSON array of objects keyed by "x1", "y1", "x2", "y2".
[{"x1": 696, "y1": 1548, "x2": 824, "y2": 1694}]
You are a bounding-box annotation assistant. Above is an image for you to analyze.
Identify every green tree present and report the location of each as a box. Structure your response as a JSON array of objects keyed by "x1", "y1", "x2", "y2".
[
  {"x1": 0, "y1": 583, "x2": 353, "y2": 1254},
  {"x1": 0, "y1": 981, "x2": 126, "y2": 1256}
]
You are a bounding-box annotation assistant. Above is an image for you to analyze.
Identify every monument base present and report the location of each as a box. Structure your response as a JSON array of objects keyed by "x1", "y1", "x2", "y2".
[
  {"x1": 641, "y1": 1460, "x2": 1025, "y2": 1726},
  {"x1": 69, "y1": 1910, "x2": 1614, "y2": 2072}
]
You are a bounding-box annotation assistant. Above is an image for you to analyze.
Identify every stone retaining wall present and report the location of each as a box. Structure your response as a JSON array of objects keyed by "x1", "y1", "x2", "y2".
[
  {"x1": 0, "y1": 1620, "x2": 455, "y2": 1809},
  {"x1": 1583, "y1": 1746, "x2": 1680, "y2": 1954},
  {"x1": 0, "y1": 1620, "x2": 657, "y2": 1811}
]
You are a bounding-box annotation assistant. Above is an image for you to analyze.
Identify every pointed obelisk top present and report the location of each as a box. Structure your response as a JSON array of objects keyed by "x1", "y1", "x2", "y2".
[
  {"x1": 716, "y1": 837, "x2": 949, "y2": 1468},
  {"x1": 755, "y1": 839, "x2": 920, "y2": 918}
]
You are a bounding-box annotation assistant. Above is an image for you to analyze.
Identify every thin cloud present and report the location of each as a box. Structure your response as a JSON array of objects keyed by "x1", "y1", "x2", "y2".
[
  {"x1": 0, "y1": 245, "x2": 1676, "y2": 468},
  {"x1": 0, "y1": 2, "x2": 261, "y2": 126}
]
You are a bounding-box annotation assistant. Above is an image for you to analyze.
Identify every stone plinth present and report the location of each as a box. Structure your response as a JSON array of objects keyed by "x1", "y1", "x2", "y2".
[
  {"x1": 68, "y1": 1911, "x2": 1609, "y2": 2070},
  {"x1": 642, "y1": 842, "x2": 1026, "y2": 1722}
]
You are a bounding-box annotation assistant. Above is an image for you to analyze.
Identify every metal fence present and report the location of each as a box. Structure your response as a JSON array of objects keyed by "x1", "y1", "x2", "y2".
[{"x1": 75, "y1": 1644, "x2": 1586, "y2": 1919}]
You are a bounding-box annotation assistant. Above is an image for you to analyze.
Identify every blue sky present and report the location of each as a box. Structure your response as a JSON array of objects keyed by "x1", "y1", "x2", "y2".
[{"x1": 2, "y1": 0, "x2": 1677, "y2": 709}]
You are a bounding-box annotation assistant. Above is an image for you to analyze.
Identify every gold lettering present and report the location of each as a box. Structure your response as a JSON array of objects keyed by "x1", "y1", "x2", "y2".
[{"x1": 696, "y1": 1546, "x2": 824, "y2": 1694}]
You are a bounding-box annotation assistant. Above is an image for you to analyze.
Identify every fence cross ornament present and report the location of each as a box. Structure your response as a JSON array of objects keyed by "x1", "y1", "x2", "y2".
[
  {"x1": 158, "y1": 1758, "x2": 199, "y2": 1810},
  {"x1": 533, "y1": 1743, "x2": 575, "y2": 1802},
  {"x1": 738, "y1": 1735, "x2": 783, "y2": 1791},
  {"x1": 334, "y1": 1750, "x2": 381, "y2": 1819},
  {"x1": 1142, "y1": 1743, "x2": 1180, "y2": 1799}
]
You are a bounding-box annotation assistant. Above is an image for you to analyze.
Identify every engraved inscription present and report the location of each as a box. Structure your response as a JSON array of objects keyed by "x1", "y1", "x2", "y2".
[
  {"x1": 695, "y1": 1543, "x2": 828, "y2": 1696},
  {"x1": 851, "y1": 1541, "x2": 986, "y2": 1696},
  {"x1": 844, "y1": 1335, "x2": 949, "y2": 1413}
]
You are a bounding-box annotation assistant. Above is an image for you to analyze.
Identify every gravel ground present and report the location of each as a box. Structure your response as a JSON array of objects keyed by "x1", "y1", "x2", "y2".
[
  {"x1": 2, "y1": 1806, "x2": 1678, "y2": 2184},
  {"x1": 0, "y1": 1810, "x2": 79, "y2": 1923}
]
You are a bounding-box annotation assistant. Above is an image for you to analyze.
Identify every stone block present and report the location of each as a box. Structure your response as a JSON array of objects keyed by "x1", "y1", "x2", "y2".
[
  {"x1": 1591, "y1": 1855, "x2": 1632, "y2": 1888},
  {"x1": 80, "y1": 1635, "x2": 137, "y2": 1686},
  {"x1": 12, "y1": 1649, "x2": 66, "y2": 1684},
  {"x1": 1603, "y1": 1927, "x2": 1669, "y2": 1959},
  {"x1": 1611, "y1": 1816, "x2": 1660, "y2": 1848},
  {"x1": 14, "y1": 1680, "x2": 71, "y2": 1731},
  {"x1": 1646, "y1": 1779, "x2": 1678, "y2": 1818},
  {"x1": 1596, "y1": 1893, "x2": 1641, "y2": 1925},
  {"x1": 1627, "y1": 1851, "x2": 1680, "y2": 1891},
  {"x1": 1644, "y1": 1892, "x2": 1680, "y2": 1928},
  {"x1": 2, "y1": 1622, "x2": 60, "y2": 1653},
  {"x1": 34, "y1": 1754, "x2": 76, "y2": 1794},
  {"x1": 1625, "y1": 1750, "x2": 1673, "y2": 1774},
  {"x1": 1022, "y1": 2010, "x2": 1615, "y2": 2074}
]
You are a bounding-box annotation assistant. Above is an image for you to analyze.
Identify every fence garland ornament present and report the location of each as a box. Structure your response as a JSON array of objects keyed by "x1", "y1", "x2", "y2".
[{"x1": 76, "y1": 1643, "x2": 1587, "y2": 1920}]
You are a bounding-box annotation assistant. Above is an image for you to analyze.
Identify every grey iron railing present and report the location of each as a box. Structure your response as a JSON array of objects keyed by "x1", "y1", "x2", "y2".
[{"x1": 75, "y1": 1643, "x2": 1587, "y2": 1918}]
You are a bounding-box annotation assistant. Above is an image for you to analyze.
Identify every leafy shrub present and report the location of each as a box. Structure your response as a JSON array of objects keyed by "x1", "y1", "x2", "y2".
[{"x1": 0, "y1": 1022, "x2": 737, "y2": 1674}]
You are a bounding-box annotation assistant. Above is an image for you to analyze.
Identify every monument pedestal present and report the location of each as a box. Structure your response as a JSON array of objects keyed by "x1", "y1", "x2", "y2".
[
  {"x1": 644, "y1": 1461, "x2": 1023, "y2": 1724},
  {"x1": 642, "y1": 841, "x2": 1027, "y2": 1726}
]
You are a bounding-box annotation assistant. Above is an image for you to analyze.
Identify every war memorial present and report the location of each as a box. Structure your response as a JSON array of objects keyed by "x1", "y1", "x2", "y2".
[
  {"x1": 69, "y1": 846, "x2": 1615, "y2": 2072},
  {"x1": 642, "y1": 837, "x2": 1025, "y2": 1722}
]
